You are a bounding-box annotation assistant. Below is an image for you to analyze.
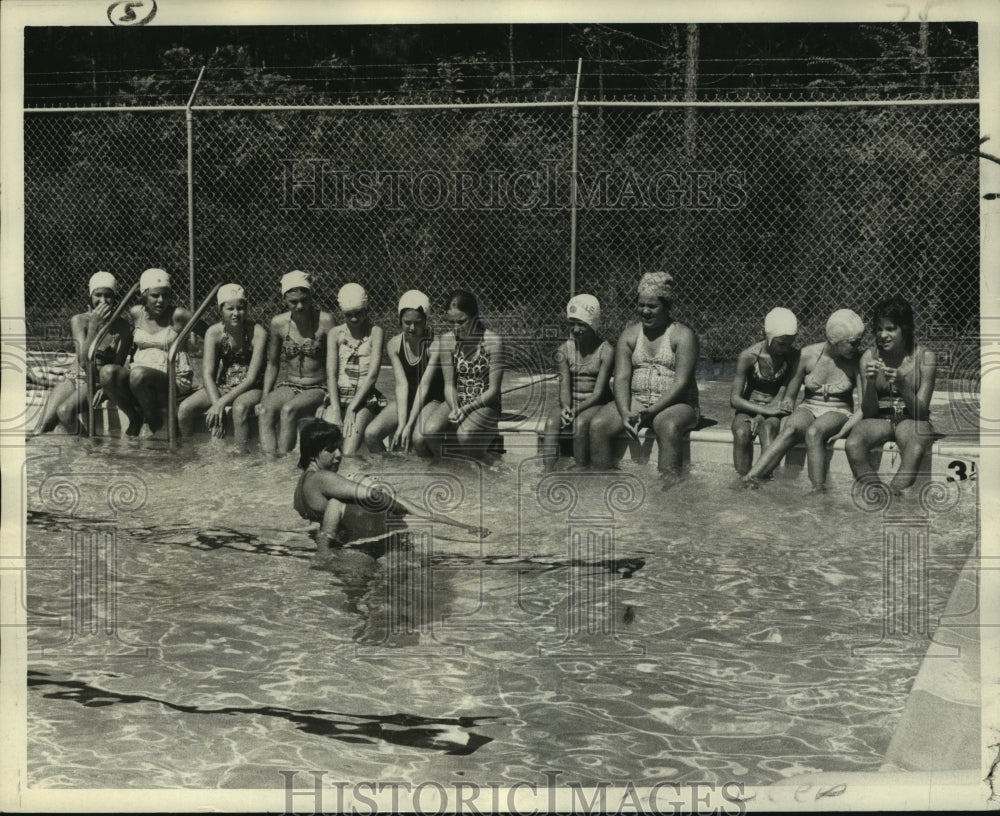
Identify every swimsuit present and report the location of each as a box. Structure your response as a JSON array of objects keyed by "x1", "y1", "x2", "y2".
[
  {"x1": 281, "y1": 313, "x2": 326, "y2": 378},
  {"x1": 336, "y1": 328, "x2": 385, "y2": 412},
  {"x1": 801, "y1": 346, "x2": 854, "y2": 418},
  {"x1": 743, "y1": 343, "x2": 789, "y2": 404},
  {"x1": 216, "y1": 322, "x2": 261, "y2": 394},
  {"x1": 564, "y1": 339, "x2": 613, "y2": 408},
  {"x1": 398, "y1": 333, "x2": 444, "y2": 410},
  {"x1": 454, "y1": 338, "x2": 493, "y2": 409},
  {"x1": 131, "y1": 320, "x2": 193, "y2": 396},
  {"x1": 629, "y1": 324, "x2": 699, "y2": 414},
  {"x1": 873, "y1": 351, "x2": 926, "y2": 426}
]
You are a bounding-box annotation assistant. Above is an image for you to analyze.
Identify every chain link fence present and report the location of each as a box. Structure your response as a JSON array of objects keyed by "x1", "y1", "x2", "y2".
[{"x1": 24, "y1": 101, "x2": 979, "y2": 370}]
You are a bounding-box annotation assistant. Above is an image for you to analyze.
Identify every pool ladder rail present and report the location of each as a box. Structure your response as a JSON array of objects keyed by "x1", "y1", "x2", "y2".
[{"x1": 167, "y1": 282, "x2": 223, "y2": 446}]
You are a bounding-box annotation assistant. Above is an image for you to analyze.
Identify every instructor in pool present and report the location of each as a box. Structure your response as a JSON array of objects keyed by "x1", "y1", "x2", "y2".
[{"x1": 294, "y1": 419, "x2": 489, "y2": 555}]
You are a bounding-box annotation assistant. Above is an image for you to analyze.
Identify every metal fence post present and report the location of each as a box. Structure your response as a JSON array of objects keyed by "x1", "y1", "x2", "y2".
[
  {"x1": 569, "y1": 59, "x2": 582, "y2": 299},
  {"x1": 186, "y1": 67, "x2": 206, "y2": 312}
]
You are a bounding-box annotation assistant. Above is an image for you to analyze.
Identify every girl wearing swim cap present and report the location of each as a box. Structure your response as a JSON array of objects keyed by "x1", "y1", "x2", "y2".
[
  {"x1": 845, "y1": 296, "x2": 938, "y2": 494},
  {"x1": 256, "y1": 271, "x2": 335, "y2": 455},
  {"x1": 744, "y1": 308, "x2": 866, "y2": 491},
  {"x1": 177, "y1": 283, "x2": 267, "y2": 450},
  {"x1": 100, "y1": 268, "x2": 193, "y2": 438},
  {"x1": 323, "y1": 283, "x2": 385, "y2": 455},
  {"x1": 362, "y1": 290, "x2": 446, "y2": 454},
  {"x1": 541, "y1": 294, "x2": 614, "y2": 471},
  {"x1": 729, "y1": 307, "x2": 800, "y2": 475},
  {"x1": 421, "y1": 290, "x2": 506, "y2": 459},
  {"x1": 38, "y1": 271, "x2": 132, "y2": 435},
  {"x1": 589, "y1": 272, "x2": 700, "y2": 485}
]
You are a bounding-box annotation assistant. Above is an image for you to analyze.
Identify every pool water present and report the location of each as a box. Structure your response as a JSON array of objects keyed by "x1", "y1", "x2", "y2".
[{"x1": 24, "y1": 434, "x2": 978, "y2": 789}]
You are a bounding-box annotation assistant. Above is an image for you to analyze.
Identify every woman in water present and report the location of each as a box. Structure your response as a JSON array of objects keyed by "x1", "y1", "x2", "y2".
[
  {"x1": 744, "y1": 308, "x2": 866, "y2": 491},
  {"x1": 177, "y1": 283, "x2": 267, "y2": 449},
  {"x1": 255, "y1": 271, "x2": 335, "y2": 455},
  {"x1": 100, "y1": 268, "x2": 192, "y2": 438},
  {"x1": 589, "y1": 272, "x2": 699, "y2": 483},
  {"x1": 362, "y1": 290, "x2": 445, "y2": 454},
  {"x1": 38, "y1": 271, "x2": 132, "y2": 435},
  {"x1": 294, "y1": 419, "x2": 488, "y2": 555},
  {"x1": 729, "y1": 307, "x2": 800, "y2": 475},
  {"x1": 323, "y1": 283, "x2": 385, "y2": 456},
  {"x1": 541, "y1": 293, "x2": 614, "y2": 471},
  {"x1": 845, "y1": 296, "x2": 938, "y2": 494},
  {"x1": 422, "y1": 290, "x2": 505, "y2": 459}
]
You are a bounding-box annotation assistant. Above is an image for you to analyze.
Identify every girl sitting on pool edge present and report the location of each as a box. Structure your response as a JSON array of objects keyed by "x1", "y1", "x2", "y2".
[{"x1": 294, "y1": 419, "x2": 489, "y2": 555}]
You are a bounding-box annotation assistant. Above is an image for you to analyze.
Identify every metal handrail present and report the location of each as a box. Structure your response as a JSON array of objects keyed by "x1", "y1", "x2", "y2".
[
  {"x1": 86, "y1": 281, "x2": 140, "y2": 437},
  {"x1": 167, "y1": 282, "x2": 221, "y2": 445}
]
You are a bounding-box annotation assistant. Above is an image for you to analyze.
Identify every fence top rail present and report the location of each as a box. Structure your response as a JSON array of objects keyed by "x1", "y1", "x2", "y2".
[{"x1": 24, "y1": 97, "x2": 979, "y2": 114}]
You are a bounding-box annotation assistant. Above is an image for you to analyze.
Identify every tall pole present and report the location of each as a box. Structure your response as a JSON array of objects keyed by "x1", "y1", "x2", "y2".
[
  {"x1": 186, "y1": 66, "x2": 206, "y2": 311},
  {"x1": 569, "y1": 58, "x2": 583, "y2": 298}
]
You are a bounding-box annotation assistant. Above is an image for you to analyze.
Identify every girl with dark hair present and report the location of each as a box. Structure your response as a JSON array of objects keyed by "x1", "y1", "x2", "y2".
[
  {"x1": 846, "y1": 296, "x2": 938, "y2": 493},
  {"x1": 421, "y1": 289, "x2": 506, "y2": 459},
  {"x1": 294, "y1": 419, "x2": 488, "y2": 554}
]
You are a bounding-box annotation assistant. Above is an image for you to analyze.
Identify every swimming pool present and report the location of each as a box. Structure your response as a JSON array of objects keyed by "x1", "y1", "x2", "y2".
[{"x1": 23, "y1": 433, "x2": 978, "y2": 790}]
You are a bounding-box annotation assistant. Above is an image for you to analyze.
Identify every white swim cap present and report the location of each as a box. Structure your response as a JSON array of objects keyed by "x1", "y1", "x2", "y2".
[
  {"x1": 338, "y1": 282, "x2": 369, "y2": 311},
  {"x1": 566, "y1": 294, "x2": 601, "y2": 329},
  {"x1": 281, "y1": 270, "x2": 312, "y2": 295},
  {"x1": 88, "y1": 271, "x2": 117, "y2": 294},
  {"x1": 764, "y1": 307, "x2": 798, "y2": 342},
  {"x1": 398, "y1": 289, "x2": 431, "y2": 317},
  {"x1": 139, "y1": 268, "x2": 170, "y2": 293},
  {"x1": 826, "y1": 309, "x2": 865, "y2": 343},
  {"x1": 217, "y1": 283, "x2": 246, "y2": 305}
]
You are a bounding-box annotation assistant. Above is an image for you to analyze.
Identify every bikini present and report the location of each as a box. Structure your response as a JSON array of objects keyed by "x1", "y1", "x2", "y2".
[
  {"x1": 873, "y1": 351, "x2": 921, "y2": 427},
  {"x1": 743, "y1": 344, "x2": 788, "y2": 405},
  {"x1": 629, "y1": 324, "x2": 699, "y2": 414},
  {"x1": 801, "y1": 346, "x2": 854, "y2": 418},
  {"x1": 277, "y1": 313, "x2": 326, "y2": 394}
]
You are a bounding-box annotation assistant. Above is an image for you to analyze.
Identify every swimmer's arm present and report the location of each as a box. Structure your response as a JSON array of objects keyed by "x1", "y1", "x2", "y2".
[
  {"x1": 575, "y1": 341, "x2": 615, "y2": 414},
  {"x1": 201, "y1": 324, "x2": 224, "y2": 404},
  {"x1": 387, "y1": 336, "x2": 411, "y2": 429},
  {"x1": 325, "y1": 326, "x2": 343, "y2": 418},
  {"x1": 613, "y1": 327, "x2": 636, "y2": 419},
  {"x1": 829, "y1": 369, "x2": 867, "y2": 443},
  {"x1": 644, "y1": 324, "x2": 698, "y2": 417},
  {"x1": 260, "y1": 315, "x2": 284, "y2": 398},
  {"x1": 783, "y1": 350, "x2": 810, "y2": 405},
  {"x1": 729, "y1": 347, "x2": 760, "y2": 414},
  {"x1": 111, "y1": 319, "x2": 133, "y2": 367},
  {"x1": 71, "y1": 312, "x2": 99, "y2": 370},
  {"x1": 556, "y1": 342, "x2": 573, "y2": 411},
  {"x1": 440, "y1": 332, "x2": 458, "y2": 412},
  {"x1": 858, "y1": 349, "x2": 880, "y2": 418},
  {"x1": 347, "y1": 325, "x2": 384, "y2": 412},
  {"x1": 172, "y1": 307, "x2": 193, "y2": 347},
  {"x1": 911, "y1": 346, "x2": 937, "y2": 421}
]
